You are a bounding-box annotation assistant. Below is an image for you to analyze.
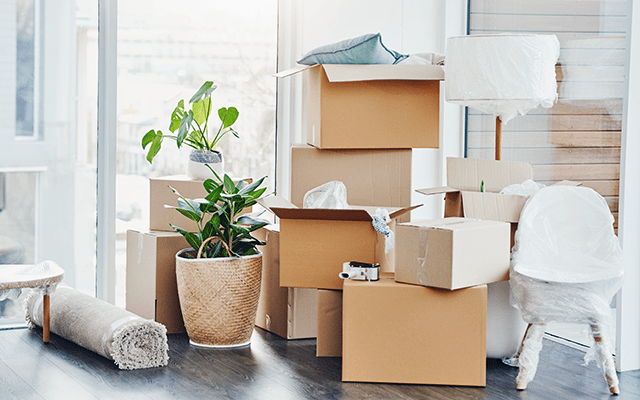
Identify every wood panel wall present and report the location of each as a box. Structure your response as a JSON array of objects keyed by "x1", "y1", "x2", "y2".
[{"x1": 466, "y1": 0, "x2": 628, "y2": 231}]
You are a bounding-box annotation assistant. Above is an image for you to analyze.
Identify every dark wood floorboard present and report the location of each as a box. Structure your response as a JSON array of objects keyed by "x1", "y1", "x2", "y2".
[{"x1": 0, "y1": 326, "x2": 638, "y2": 400}]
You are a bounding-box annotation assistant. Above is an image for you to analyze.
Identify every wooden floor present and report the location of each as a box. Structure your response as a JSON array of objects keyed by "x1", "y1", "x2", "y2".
[{"x1": 0, "y1": 327, "x2": 639, "y2": 400}]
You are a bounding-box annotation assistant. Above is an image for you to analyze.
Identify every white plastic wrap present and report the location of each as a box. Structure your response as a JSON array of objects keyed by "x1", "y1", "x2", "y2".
[
  {"x1": 303, "y1": 181, "x2": 349, "y2": 209},
  {"x1": 500, "y1": 179, "x2": 545, "y2": 197},
  {"x1": 510, "y1": 185, "x2": 623, "y2": 365},
  {"x1": 445, "y1": 34, "x2": 560, "y2": 124}
]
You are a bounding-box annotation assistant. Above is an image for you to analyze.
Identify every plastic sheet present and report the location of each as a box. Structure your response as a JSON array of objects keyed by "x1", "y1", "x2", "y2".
[
  {"x1": 510, "y1": 185, "x2": 623, "y2": 366},
  {"x1": 372, "y1": 208, "x2": 394, "y2": 254},
  {"x1": 303, "y1": 181, "x2": 349, "y2": 209},
  {"x1": 445, "y1": 34, "x2": 560, "y2": 124}
]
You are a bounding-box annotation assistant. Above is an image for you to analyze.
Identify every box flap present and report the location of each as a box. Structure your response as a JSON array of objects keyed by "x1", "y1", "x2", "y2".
[
  {"x1": 461, "y1": 191, "x2": 527, "y2": 223},
  {"x1": 447, "y1": 158, "x2": 533, "y2": 193},
  {"x1": 273, "y1": 64, "x2": 317, "y2": 78},
  {"x1": 552, "y1": 180, "x2": 582, "y2": 187},
  {"x1": 323, "y1": 64, "x2": 444, "y2": 82},
  {"x1": 415, "y1": 186, "x2": 460, "y2": 196},
  {"x1": 257, "y1": 196, "x2": 297, "y2": 212}
]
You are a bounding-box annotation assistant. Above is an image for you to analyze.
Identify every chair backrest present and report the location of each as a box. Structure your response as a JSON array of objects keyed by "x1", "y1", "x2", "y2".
[{"x1": 512, "y1": 185, "x2": 623, "y2": 273}]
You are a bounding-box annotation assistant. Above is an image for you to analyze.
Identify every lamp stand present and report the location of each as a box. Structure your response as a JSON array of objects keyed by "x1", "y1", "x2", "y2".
[{"x1": 495, "y1": 116, "x2": 502, "y2": 161}]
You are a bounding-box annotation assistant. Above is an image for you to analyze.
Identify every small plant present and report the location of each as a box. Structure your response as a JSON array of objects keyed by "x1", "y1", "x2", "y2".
[
  {"x1": 169, "y1": 168, "x2": 270, "y2": 258},
  {"x1": 142, "y1": 81, "x2": 239, "y2": 164}
]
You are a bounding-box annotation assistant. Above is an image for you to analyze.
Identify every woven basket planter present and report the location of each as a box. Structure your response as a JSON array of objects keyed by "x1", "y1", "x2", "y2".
[{"x1": 175, "y1": 249, "x2": 263, "y2": 348}]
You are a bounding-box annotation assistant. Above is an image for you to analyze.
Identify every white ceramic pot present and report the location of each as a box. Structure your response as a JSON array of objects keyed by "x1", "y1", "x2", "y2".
[{"x1": 187, "y1": 149, "x2": 224, "y2": 180}]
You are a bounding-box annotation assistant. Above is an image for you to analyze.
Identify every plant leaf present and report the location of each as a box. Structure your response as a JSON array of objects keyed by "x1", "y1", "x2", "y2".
[
  {"x1": 205, "y1": 185, "x2": 224, "y2": 203},
  {"x1": 143, "y1": 131, "x2": 163, "y2": 164},
  {"x1": 218, "y1": 107, "x2": 239, "y2": 129},
  {"x1": 141, "y1": 129, "x2": 157, "y2": 149},
  {"x1": 176, "y1": 208, "x2": 201, "y2": 223},
  {"x1": 176, "y1": 112, "x2": 194, "y2": 148},
  {"x1": 192, "y1": 97, "x2": 211, "y2": 126},
  {"x1": 223, "y1": 175, "x2": 236, "y2": 193},
  {"x1": 238, "y1": 176, "x2": 266, "y2": 195},
  {"x1": 169, "y1": 100, "x2": 185, "y2": 133},
  {"x1": 237, "y1": 215, "x2": 270, "y2": 227},
  {"x1": 189, "y1": 81, "x2": 217, "y2": 104},
  {"x1": 170, "y1": 224, "x2": 201, "y2": 251}
]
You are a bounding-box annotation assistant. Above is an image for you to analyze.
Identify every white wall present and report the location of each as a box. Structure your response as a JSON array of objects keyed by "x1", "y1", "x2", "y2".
[{"x1": 276, "y1": 0, "x2": 466, "y2": 219}]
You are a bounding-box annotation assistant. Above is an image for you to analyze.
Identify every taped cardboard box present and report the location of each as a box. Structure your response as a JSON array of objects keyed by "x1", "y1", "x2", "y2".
[
  {"x1": 126, "y1": 229, "x2": 187, "y2": 334},
  {"x1": 275, "y1": 64, "x2": 443, "y2": 149},
  {"x1": 342, "y1": 277, "x2": 487, "y2": 386},
  {"x1": 258, "y1": 196, "x2": 417, "y2": 290},
  {"x1": 316, "y1": 289, "x2": 343, "y2": 357},
  {"x1": 395, "y1": 218, "x2": 510, "y2": 290},
  {"x1": 290, "y1": 144, "x2": 412, "y2": 223},
  {"x1": 255, "y1": 226, "x2": 317, "y2": 339},
  {"x1": 149, "y1": 175, "x2": 252, "y2": 232}
]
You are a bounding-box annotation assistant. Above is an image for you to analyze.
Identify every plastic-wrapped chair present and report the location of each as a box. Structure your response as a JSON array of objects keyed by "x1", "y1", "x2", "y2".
[
  {"x1": 509, "y1": 185, "x2": 624, "y2": 394},
  {"x1": 0, "y1": 260, "x2": 64, "y2": 342}
]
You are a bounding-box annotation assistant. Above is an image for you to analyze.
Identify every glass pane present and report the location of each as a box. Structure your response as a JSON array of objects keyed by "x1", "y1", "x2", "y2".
[
  {"x1": 117, "y1": 0, "x2": 277, "y2": 307},
  {"x1": 1, "y1": 0, "x2": 99, "y2": 327}
]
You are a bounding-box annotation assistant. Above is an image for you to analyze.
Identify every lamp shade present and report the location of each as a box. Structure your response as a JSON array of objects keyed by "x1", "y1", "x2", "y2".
[{"x1": 445, "y1": 34, "x2": 560, "y2": 124}]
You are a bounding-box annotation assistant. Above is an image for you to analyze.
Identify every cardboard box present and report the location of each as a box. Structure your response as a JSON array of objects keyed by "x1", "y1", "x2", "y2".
[
  {"x1": 290, "y1": 144, "x2": 412, "y2": 214},
  {"x1": 316, "y1": 289, "x2": 343, "y2": 357},
  {"x1": 275, "y1": 64, "x2": 443, "y2": 149},
  {"x1": 149, "y1": 175, "x2": 251, "y2": 232},
  {"x1": 126, "y1": 230, "x2": 187, "y2": 334},
  {"x1": 258, "y1": 196, "x2": 417, "y2": 290},
  {"x1": 395, "y1": 218, "x2": 511, "y2": 290},
  {"x1": 342, "y1": 277, "x2": 487, "y2": 386},
  {"x1": 255, "y1": 226, "x2": 317, "y2": 339}
]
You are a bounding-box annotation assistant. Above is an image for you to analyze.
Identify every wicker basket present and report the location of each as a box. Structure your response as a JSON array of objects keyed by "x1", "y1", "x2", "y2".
[{"x1": 175, "y1": 249, "x2": 263, "y2": 347}]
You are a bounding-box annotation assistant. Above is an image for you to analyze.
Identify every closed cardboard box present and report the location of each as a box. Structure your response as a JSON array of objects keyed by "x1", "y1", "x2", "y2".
[
  {"x1": 255, "y1": 226, "x2": 317, "y2": 339},
  {"x1": 150, "y1": 175, "x2": 251, "y2": 232},
  {"x1": 316, "y1": 289, "x2": 343, "y2": 357},
  {"x1": 395, "y1": 218, "x2": 511, "y2": 290},
  {"x1": 276, "y1": 64, "x2": 442, "y2": 149},
  {"x1": 342, "y1": 278, "x2": 487, "y2": 386},
  {"x1": 290, "y1": 145, "x2": 412, "y2": 223},
  {"x1": 258, "y1": 196, "x2": 417, "y2": 290},
  {"x1": 126, "y1": 230, "x2": 187, "y2": 334}
]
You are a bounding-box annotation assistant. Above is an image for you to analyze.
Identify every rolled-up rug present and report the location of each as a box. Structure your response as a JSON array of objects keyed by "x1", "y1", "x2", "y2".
[{"x1": 25, "y1": 285, "x2": 169, "y2": 370}]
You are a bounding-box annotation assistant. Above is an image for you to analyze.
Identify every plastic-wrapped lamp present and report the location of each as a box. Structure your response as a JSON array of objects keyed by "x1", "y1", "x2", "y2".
[{"x1": 445, "y1": 34, "x2": 560, "y2": 160}]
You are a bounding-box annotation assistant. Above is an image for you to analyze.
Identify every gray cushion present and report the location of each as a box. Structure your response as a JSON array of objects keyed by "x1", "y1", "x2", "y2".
[{"x1": 298, "y1": 33, "x2": 407, "y2": 65}]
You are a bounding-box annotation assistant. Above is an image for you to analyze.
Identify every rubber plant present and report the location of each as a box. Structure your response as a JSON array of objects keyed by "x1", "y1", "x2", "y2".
[
  {"x1": 168, "y1": 168, "x2": 270, "y2": 258},
  {"x1": 141, "y1": 81, "x2": 239, "y2": 164}
]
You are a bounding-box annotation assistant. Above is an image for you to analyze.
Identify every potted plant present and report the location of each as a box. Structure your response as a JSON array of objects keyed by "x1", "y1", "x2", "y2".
[
  {"x1": 169, "y1": 169, "x2": 269, "y2": 347},
  {"x1": 141, "y1": 81, "x2": 239, "y2": 179}
]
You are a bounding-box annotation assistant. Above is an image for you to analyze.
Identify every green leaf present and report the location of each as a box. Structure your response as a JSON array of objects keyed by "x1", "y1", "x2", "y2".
[
  {"x1": 223, "y1": 175, "x2": 236, "y2": 193},
  {"x1": 169, "y1": 100, "x2": 185, "y2": 133},
  {"x1": 250, "y1": 187, "x2": 267, "y2": 200},
  {"x1": 238, "y1": 176, "x2": 266, "y2": 195},
  {"x1": 237, "y1": 215, "x2": 270, "y2": 227},
  {"x1": 205, "y1": 185, "x2": 224, "y2": 203},
  {"x1": 218, "y1": 107, "x2": 239, "y2": 129},
  {"x1": 189, "y1": 81, "x2": 217, "y2": 104},
  {"x1": 203, "y1": 178, "x2": 220, "y2": 193},
  {"x1": 205, "y1": 164, "x2": 223, "y2": 182},
  {"x1": 144, "y1": 132, "x2": 163, "y2": 164},
  {"x1": 176, "y1": 112, "x2": 194, "y2": 148},
  {"x1": 176, "y1": 208, "x2": 201, "y2": 223},
  {"x1": 141, "y1": 129, "x2": 157, "y2": 149},
  {"x1": 178, "y1": 198, "x2": 202, "y2": 216},
  {"x1": 192, "y1": 97, "x2": 211, "y2": 126},
  {"x1": 235, "y1": 179, "x2": 248, "y2": 192},
  {"x1": 170, "y1": 224, "x2": 201, "y2": 251}
]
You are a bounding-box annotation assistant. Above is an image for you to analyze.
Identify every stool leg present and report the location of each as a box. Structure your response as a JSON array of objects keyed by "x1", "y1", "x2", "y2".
[
  {"x1": 516, "y1": 323, "x2": 546, "y2": 390},
  {"x1": 590, "y1": 324, "x2": 619, "y2": 395},
  {"x1": 43, "y1": 294, "x2": 50, "y2": 343}
]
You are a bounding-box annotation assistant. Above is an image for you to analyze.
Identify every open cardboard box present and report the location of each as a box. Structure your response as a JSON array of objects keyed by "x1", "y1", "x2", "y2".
[
  {"x1": 257, "y1": 195, "x2": 419, "y2": 290},
  {"x1": 275, "y1": 64, "x2": 443, "y2": 149},
  {"x1": 416, "y1": 158, "x2": 579, "y2": 246}
]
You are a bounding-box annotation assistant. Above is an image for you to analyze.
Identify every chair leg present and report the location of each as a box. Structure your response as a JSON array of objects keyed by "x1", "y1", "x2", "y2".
[
  {"x1": 516, "y1": 323, "x2": 546, "y2": 390},
  {"x1": 43, "y1": 294, "x2": 50, "y2": 343},
  {"x1": 590, "y1": 324, "x2": 619, "y2": 395}
]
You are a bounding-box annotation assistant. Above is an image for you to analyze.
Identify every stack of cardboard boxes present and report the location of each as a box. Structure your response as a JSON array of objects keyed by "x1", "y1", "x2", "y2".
[{"x1": 252, "y1": 63, "x2": 536, "y2": 386}]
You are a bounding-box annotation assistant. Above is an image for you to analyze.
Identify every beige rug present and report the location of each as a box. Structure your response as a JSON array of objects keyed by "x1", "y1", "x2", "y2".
[{"x1": 25, "y1": 285, "x2": 169, "y2": 370}]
